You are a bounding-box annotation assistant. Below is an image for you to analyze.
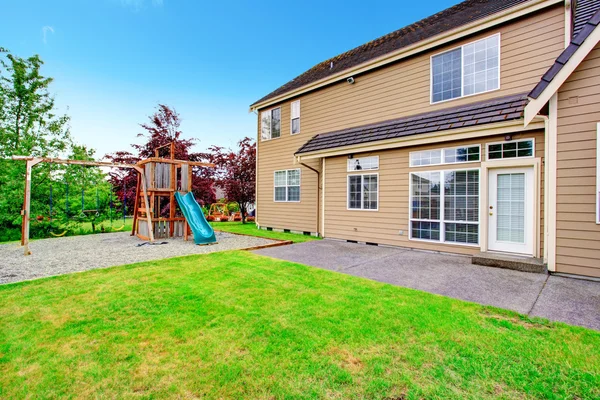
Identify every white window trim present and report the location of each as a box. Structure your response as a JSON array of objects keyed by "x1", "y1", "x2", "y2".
[
  {"x1": 261, "y1": 107, "x2": 282, "y2": 141},
  {"x1": 409, "y1": 145, "x2": 481, "y2": 167},
  {"x1": 486, "y1": 138, "x2": 535, "y2": 161},
  {"x1": 273, "y1": 169, "x2": 301, "y2": 203},
  {"x1": 409, "y1": 168, "x2": 481, "y2": 247},
  {"x1": 347, "y1": 173, "x2": 379, "y2": 211},
  {"x1": 347, "y1": 156, "x2": 380, "y2": 172},
  {"x1": 291, "y1": 100, "x2": 300, "y2": 135},
  {"x1": 430, "y1": 33, "x2": 501, "y2": 105},
  {"x1": 596, "y1": 123, "x2": 600, "y2": 224}
]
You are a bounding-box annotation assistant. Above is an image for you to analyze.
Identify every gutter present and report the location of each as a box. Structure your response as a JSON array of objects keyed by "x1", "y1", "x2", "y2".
[{"x1": 297, "y1": 158, "x2": 321, "y2": 237}]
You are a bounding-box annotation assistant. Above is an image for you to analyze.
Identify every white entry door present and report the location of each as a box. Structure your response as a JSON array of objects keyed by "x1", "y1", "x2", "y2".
[{"x1": 488, "y1": 167, "x2": 534, "y2": 255}]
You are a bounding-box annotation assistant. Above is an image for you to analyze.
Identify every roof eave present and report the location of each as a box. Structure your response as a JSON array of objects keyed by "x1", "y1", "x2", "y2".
[
  {"x1": 524, "y1": 17, "x2": 600, "y2": 125},
  {"x1": 250, "y1": 0, "x2": 562, "y2": 112},
  {"x1": 295, "y1": 119, "x2": 544, "y2": 161}
]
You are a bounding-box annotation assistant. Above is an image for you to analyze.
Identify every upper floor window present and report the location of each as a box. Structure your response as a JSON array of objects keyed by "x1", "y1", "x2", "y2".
[
  {"x1": 487, "y1": 139, "x2": 534, "y2": 160},
  {"x1": 347, "y1": 156, "x2": 379, "y2": 171},
  {"x1": 431, "y1": 34, "x2": 500, "y2": 103},
  {"x1": 261, "y1": 107, "x2": 281, "y2": 141},
  {"x1": 291, "y1": 101, "x2": 300, "y2": 135}
]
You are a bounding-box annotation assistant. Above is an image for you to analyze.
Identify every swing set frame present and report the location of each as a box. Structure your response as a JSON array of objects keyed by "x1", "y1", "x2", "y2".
[
  {"x1": 12, "y1": 145, "x2": 215, "y2": 256},
  {"x1": 12, "y1": 156, "x2": 153, "y2": 256}
]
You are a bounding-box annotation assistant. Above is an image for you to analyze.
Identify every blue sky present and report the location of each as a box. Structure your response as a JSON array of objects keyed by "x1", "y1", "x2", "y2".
[{"x1": 2, "y1": 0, "x2": 457, "y2": 157}]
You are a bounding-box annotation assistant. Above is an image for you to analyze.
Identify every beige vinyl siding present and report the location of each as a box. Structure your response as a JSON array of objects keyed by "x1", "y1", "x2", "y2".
[
  {"x1": 555, "y1": 43, "x2": 600, "y2": 278},
  {"x1": 256, "y1": 4, "x2": 563, "y2": 235},
  {"x1": 323, "y1": 132, "x2": 545, "y2": 255},
  {"x1": 256, "y1": 101, "x2": 321, "y2": 233}
]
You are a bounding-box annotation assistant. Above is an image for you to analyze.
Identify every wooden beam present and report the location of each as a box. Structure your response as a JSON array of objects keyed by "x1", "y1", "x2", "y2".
[
  {"x1": 131, "y1": 174, "x2": 141, "y2": 236},
  {"x1": 22, "y1": 158, "x2": 43, "y2": 255},
  {"x1": 138, "y1": 169, "x2": 154, "y2": 242},
  {"x1": 137, "y1": 157, "x2": 214, "y2": 168},
  {"x1": 11, "y1": 156, "x2": 137, "y2": 169}
]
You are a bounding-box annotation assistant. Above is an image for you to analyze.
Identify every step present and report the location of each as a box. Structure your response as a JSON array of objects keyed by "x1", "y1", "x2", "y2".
[{"x1": 472, "y1": 252, "x2": 547, "y2": 274}]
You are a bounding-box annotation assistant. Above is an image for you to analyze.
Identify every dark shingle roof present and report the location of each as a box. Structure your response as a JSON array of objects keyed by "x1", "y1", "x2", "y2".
[
  {"x1": 295, "y1": 94, "x2": 528, "y2": 155},
  {"x1": 252, "y1": 0, "x2": 530, "y2": 107},
  {"x1": 529, "y1": 2, "x2": 600, "y2": 99},
  {"x1": 574, "y1": 0, "x2": 600, "y2": 36}
]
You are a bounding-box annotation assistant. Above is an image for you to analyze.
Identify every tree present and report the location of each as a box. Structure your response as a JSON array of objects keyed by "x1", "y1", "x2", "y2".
[
  {"x1": 0, "y1": 52, "x2": 72, "y2": 240},
  {"x1": 209, "y1": 137, "x2": 256, "y2": 223},
  {"x1": 105, "y1": 104, "x2": 215, "y2": 213}
]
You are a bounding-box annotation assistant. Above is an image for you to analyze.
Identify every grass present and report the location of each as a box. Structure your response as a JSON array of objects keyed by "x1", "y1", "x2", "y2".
[
  {"x1": 211, "y1": 221, "x2": 320, "y2": 243},
  {"x1": 0, "y1": 252, "x2": 598, "y2": 399}
]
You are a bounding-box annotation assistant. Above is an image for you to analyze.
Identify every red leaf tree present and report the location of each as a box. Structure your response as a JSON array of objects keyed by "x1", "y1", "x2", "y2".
[
  {"x1": 209, "y1": 137, "x2": 256, "y2": 223},
  {"x1": 105, "y1": 104, "x2": 216, "y2": 214}
]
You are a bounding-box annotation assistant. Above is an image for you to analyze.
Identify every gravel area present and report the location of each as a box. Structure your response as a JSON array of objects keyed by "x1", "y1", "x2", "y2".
[{"x1": 0, "y1": 231, "x2": 277, "y2": 284}]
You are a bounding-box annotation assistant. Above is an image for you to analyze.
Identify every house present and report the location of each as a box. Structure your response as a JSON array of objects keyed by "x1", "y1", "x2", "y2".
[{"x1": 250, "y1": 0, "x2": 600, "y2": 279}]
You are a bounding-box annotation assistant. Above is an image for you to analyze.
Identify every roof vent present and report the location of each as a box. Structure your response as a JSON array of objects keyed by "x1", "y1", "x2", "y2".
[{"x1": 330, "y1": 61, "x2": 334, "y2": 69}]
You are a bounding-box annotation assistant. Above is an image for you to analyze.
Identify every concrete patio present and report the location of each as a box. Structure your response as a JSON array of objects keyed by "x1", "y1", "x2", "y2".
[{"x1": 254, "y1": 240, "x2": 600, "y2": 331}]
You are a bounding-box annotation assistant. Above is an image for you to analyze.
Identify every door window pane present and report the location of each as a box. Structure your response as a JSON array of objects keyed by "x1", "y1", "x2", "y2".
[{"x1": 496, "y1": 173, "x2": 525, "y2": 243}]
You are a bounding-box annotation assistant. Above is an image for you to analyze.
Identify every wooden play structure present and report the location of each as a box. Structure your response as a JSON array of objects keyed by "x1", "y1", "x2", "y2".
[
  {"x1": 132, "y1": 143, "x2": 214, "y2": 241},
  {"x1": 12, "y1": 143, "x2": 214, "y2": 255}
]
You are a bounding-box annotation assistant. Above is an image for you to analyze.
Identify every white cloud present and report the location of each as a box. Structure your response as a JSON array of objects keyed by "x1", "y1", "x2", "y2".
[{"x1": 42, "y1": 26, "x2": 54, "y2": 44}]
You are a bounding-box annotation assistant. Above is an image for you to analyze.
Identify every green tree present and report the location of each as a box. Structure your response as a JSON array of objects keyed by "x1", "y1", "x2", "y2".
[{"x1": 0, "y1": 52, "x2": 72, "y2": 241}]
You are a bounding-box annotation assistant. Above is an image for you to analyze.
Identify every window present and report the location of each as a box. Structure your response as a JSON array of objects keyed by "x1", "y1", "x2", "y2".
[
  {"x1": 291, "y1": 101, "x2": 300, "y2": 134},
  {"x1": 347, "y1": 156, "x2": 379, "y2": 171},
  {"x1": 410, "y1": 169, "x2": 480, "y2": 245},
  {"x1": 444, "y1": 145, "x2": 480, "y2": 164},
  {"x1": 487, "y1": 139, "x2": 534, "y2": 160},
  {"x1": 274, "y1": 169, "x2": 300, "y2": 202},
  {"x1": 410, "y1": 145, "x2": 480, "y2": 167},
  {"x1": 348, "y1": 174, "x2": 378, "y2": 210},
  {"x1": 431, "y1": 34, "x2": 500, "y2": 103},
  {"x1": 261, "y1": 107, "x2": 281, "y2": 141},
  {"x1": 410, "y1": 150, "x2": 441, "y2": 167}
]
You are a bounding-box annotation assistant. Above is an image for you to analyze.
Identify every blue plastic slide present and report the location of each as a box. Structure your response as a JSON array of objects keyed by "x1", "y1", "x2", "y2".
[{"x1": 174, "y1": 192, "x2": 217, "y2": 245}]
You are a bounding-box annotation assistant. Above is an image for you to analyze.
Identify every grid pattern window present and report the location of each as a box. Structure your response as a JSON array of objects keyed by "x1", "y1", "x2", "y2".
[
  {"x1": 274, "y1": 169, "x2": 300, "y2": 202},
  {"x1": 431, "y1": 48, "x2": 462, "y2": 102},
  {"x1": 347, "y1": 156, "x2": 379, "y2": 171},
  {"x1": 444, "y1": 146, "x2": 480, "y2": 164},
  {"x1": 487, "y1": 139, "x2": 534, "y2": 160},
  {"x1": 291, "y1": 101, "x2": 300, "y2": 134},
  {"x1": 443, "y1": 170, "x2": 479, "y2": 244},
  {"x1": 410, "y1": 150, "x2": 441, "y2": 167},
  {"x1": 410, "y1": 169, "x2": 480, "y2": 245},
  {"x1": 463, "y1": 35, "x2": 499, "y2": 96},
  {"x1": 411, "y1": 172, "x2": 441, "y2": 240},
  {"x1": 410, "y1": 145, "x2": 481, "y2": 167},
  {"x1": 431, "y1": 34, "x2": 500, "y2": 103},
  {"x1": 348, "y1": 174, "x2": 378, "y2": 210},
  {"x1": 261, "y1": 108, "x2": 281, "y2": 141}
]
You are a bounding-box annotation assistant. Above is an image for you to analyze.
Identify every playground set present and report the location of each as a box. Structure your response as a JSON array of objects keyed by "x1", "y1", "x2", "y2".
[{"x1": 12, "y1": 143, "x2": 217, "y2": 255}]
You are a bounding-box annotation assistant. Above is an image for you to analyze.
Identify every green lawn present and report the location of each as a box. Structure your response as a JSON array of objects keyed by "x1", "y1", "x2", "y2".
[
  {"x1": 211, "y1": 221, "x2": 320, "y2": 243},
  {"x1": 0, "y1": 252, "x2": 598, "y2": 399}
]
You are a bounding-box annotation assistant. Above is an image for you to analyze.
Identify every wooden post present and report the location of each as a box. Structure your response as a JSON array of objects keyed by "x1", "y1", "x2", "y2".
[
  {"x1": 169, "y1": 164, "x2": 176, "y2": 237},
  {"x1": 22, "y1": 158, "x2": 43, "y2": 255},
  {"x1": 131, "y1": 174, "x2": 141, "y2": 236},
  {"x1": 138, "y1": 169, "x2": 154, "y2": 242}
]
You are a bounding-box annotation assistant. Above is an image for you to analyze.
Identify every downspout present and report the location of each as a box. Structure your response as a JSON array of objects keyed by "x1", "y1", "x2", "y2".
[
  {"x1": 538, "y1": 113, "x2": 550, "y2": 264},
  {"x1": 297, "y1": 156, "x2": 321, "y2": 236},
  {"x1": 253, "y1": 110, "x2": 260, "y2": 228}
]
